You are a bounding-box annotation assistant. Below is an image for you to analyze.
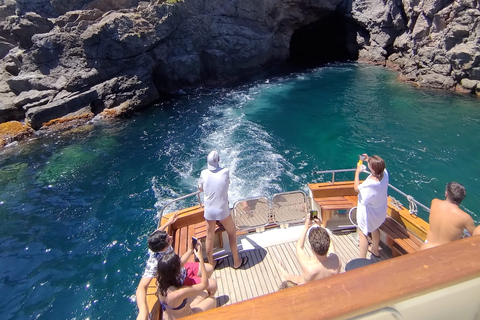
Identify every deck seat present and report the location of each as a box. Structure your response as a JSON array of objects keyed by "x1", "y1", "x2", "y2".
[
  {"x1": 173, "y1": 221, "x2": 225, "y2": 262},
  {"x1": 380, "y1": 217, "x2": 423, "y2": 257},
  {"x1": 314, "y1": 195, "x2": 357, "y2": 227},
  {"x1": 309, "y1": 182, "x2": 358, "y2": 228}
]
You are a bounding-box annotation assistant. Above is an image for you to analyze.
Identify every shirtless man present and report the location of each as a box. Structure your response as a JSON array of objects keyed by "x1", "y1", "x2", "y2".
[
  {"x1": 421, "y1": 182, "x2": 476, "y2": 250},
  {"x1": 278, "y1": 214, "x2": 340, "y2": 284}
]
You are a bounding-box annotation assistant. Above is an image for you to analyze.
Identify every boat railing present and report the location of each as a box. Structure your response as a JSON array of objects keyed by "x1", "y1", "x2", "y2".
[
  {"x1": 313, "y1": 168, "x2": 358, "y2": 184},
  {"x1": 314, "y1": 168, "x2": 430, "y2": 214},
  {"x1": 159, "y1": 168, "x2": 431, "y2": 229},
  {"x1": 233, "y1": 190, "x2": 309, "y2": 231},
  {"x1": 159, "y1": 190, "x2": 203, "y2": 219},
  {"x1": 388, "y1": 184, "x2": 430, "y2": 213},
  {"x1": 159, "y1": 189, "x2": 309, "y2": 230}
]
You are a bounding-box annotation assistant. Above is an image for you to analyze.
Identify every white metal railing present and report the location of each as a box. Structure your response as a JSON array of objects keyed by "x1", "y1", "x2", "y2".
[
  {"x1": 313, "y1": 168, "x2": 358, "y2": 184},
  {"x1": 158, "y1": 189, "x2": 309, "y2": 230},
  {"x1": 158, "y1": 190, "x2": 203, "y2": 220},
  {"x1": 158, "y1": 168, "x2": 432, "y2": 229},
  {"x1": 233, "y1": 191, "x2": 309, "y2": 231}
]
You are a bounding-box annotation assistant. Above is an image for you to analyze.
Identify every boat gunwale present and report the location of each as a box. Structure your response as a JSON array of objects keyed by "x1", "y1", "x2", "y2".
[{"x1": 184, "y1": 235, "x2": 480, "y2": 320}]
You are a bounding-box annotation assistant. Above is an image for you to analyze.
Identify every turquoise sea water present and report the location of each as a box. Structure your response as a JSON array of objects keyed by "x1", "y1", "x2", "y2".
[{"x1": 1, "y1": 63, "x2": 479, "y2": 319}]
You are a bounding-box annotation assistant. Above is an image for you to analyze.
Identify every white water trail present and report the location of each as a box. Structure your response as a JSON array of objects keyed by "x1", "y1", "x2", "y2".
[
  {"x1": 150, "y1": 81, "x2": 306, "y2": 217},
  {"x1": 196, "y1": 86, "x2": 299, "y2": 204}
]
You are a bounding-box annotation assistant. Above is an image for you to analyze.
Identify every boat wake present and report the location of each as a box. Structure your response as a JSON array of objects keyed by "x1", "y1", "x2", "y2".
[{"x1": 151, "y1": 86, "x2": 304, "y2": 215}]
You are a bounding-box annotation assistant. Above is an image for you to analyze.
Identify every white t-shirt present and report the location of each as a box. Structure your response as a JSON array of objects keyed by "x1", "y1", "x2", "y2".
[
  {"x1": 357, "y1": 169, "x2": 389, "y2": 235},
  {"x1": 142, "y1": 246, "x2": 186, "y2": 282},
  {"x1": 198, "y1": 167, "x2": 230, "y2": 221}
]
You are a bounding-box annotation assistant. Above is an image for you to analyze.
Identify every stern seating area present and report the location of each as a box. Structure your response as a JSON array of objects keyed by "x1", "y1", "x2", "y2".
[
  {"x1": 173, "y1": 221, "x2": 225, "y2": 260},
  {"x1": 233, "y1": 191, "x2": 309, "y2": 231},
  {"x1": 161, "y1": 206, "x2": 225, "y2": 262},
  {"x1": 309, "y1": 181, "x2": 358, "y2": 227},
  {"x1": 380, "y1": 217, "x2": 423, "y2": 257},
  {"x1": 381, "y1": 197, "x2": 429, "y2": 257}
]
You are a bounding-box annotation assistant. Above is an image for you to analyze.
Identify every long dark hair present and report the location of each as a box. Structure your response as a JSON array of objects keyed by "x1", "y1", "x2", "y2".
[
  {"x1": 156, "y1": 252, "x2": 183, "y2": 297},
  {"x1": 368, "y1": 155, "x2": 385, "y2": 180}
]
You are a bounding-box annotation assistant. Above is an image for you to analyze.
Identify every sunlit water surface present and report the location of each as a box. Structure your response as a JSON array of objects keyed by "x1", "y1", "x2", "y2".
[{"x1": 1, "y1": 63, "x2": 479, "y2": 319}]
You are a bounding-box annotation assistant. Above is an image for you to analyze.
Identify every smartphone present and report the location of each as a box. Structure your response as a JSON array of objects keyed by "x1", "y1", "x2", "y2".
[
  {"x1": 310, "y1": 210, "x2": 318, "y2": 220},
  {"x1": 192, "y1": 236, "x2": 198, "y2": 249},
  {"x1": 359, "y1": 154, "x2": 366, "y2": 161}
]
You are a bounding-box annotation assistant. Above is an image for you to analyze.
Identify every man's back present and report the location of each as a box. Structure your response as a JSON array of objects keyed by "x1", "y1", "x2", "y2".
[
  {"x1": 302, "y1": 253, "x2": 340, "y2": 282},
  {"x1": 199, "y1": 167, "x2": 230, "y2": 218},
  {"x1": 423, "y1": 198, "x2": 474, "y2": 249}
]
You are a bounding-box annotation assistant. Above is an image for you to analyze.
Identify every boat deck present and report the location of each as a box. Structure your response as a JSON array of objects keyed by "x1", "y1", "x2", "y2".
[
  {"x1": 211, "y1": 226, "x2": 392, "y2": 306},
  {"x1": 150, "y1": 180, "x2": 436, "y2": 319}
]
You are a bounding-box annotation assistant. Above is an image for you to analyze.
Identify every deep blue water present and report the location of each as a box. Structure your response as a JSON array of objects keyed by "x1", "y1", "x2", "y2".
[{"x1": 1, "y1": 63, "x2": 479, "y2": 319}]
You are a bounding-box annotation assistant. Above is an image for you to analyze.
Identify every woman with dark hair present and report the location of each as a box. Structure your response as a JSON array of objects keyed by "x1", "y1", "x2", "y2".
[
  {"x1": 354, "y1": 154, "x2": 389, "y2": 258},
  {"x1": 156, "y1": 242, "x2": 216, "y2": 319}
]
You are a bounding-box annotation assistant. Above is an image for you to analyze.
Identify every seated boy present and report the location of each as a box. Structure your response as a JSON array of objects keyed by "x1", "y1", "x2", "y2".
[{"x1": 278, "y1": 214, "x2": 341, "y2": 284}]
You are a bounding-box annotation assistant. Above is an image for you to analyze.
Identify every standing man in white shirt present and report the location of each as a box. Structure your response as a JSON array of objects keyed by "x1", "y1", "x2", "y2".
[{"x1": 198, "y1": 151, "x2": 248, "y2": 269}]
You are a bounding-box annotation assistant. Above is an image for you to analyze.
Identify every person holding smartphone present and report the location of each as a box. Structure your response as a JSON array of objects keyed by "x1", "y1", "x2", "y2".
[
  {"x1": 156, "y1": 242, "x2": 217, "y2": 319},
  {"x1": 354, "y1": 154, "x2": 389, "y2": 258},
  {"x1": 135, "y1": 214, "x2": 217, "y2": 320},
  {"x1": 277, "y1": 213, "x2": 340, "y2": 285}
]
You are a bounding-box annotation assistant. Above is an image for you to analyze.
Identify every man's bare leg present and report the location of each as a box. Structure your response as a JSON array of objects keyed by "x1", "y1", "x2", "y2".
[
  {"x1": 220, "y1": 215, "x2": 241, "y2": 268},
  {"x1": 370, "y1": 229, "x2": 380, "y2": 256},
  {"x1": 205, "y1": 220, "x2": 217, "y2": 264},
  {"x1": 277, "y1": 262, "x2": 304, "y2": 284}
]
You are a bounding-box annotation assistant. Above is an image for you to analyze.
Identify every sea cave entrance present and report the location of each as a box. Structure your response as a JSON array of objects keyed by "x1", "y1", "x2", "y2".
[{"x1": 289, "y1": 11, "x2": 359, "y2": 67}]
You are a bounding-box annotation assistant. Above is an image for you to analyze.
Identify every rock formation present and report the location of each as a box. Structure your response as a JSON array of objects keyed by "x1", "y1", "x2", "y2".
[{"x1": 0, "y1": 0, "x2": 478, "y2": 138}]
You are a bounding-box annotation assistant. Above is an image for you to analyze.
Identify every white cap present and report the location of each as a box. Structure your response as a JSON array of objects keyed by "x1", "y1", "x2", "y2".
[{"x1": 207, "y1": 151, "x2": 220, "y2": 171}]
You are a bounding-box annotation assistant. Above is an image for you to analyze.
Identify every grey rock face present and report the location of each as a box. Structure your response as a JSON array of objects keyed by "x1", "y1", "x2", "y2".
[
  {"x1": 0, "y1": 0, "x2": 479, "y2": 132},
  {"x1": 0, "y1": 0, "x2": 16, "y2": 20},
  {"x1": 0, "y1": 0, "x2": 346, "y2": 130},
  {"x1": 385, "y1": 0, "x2": 480, "y2": 90},
  {"x1": 25, "y1": 88, "x2": 98, "y2": 129},
  {"x1": 0, "y1": 12, "x2": 54, "y2": 52},
  {"x1": 15, "y1": 0, "x2": 143, "y2": 17},
  {"x1": 348, "y1": 0, "x2": 480, "y2": 90}
]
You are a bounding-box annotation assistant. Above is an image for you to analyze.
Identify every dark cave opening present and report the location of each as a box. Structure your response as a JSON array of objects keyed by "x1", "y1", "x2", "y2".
[{"x1": 289, "y1": 11, "x2": 359, "y2": 68}]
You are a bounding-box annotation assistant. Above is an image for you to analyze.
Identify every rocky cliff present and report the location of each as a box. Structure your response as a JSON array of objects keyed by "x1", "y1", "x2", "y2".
[{"x1": 0, "y1": 0, "x2": 479, "y2": 140}]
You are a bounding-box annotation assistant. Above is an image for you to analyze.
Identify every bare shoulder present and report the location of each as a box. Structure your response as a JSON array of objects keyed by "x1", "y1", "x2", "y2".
[
  {"x1": 457, "y1": 207, "x2": 474, "y2": 222},
  {"x1": 429, "y1": 198, "x2": 443, "y2": 212},
  {"x1": 430, "y1": 198, "x2": 445, "y2": 208},
  {"x1": 453, "y1": 206, "x2": 472, "y2": 219},
  {"x1": 473, "y1": 225, "x2": 480, "y2": 236}
]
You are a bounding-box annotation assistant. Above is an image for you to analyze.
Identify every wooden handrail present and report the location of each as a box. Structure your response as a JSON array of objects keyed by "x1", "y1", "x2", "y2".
[{"x1": 185, "y1": 236, "x2": 480, "y2": 320}]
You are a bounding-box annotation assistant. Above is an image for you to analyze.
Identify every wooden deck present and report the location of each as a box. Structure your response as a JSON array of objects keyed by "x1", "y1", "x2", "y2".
[{"x1": 210, "y1": 228, "x2": 392, "y2": 306}]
